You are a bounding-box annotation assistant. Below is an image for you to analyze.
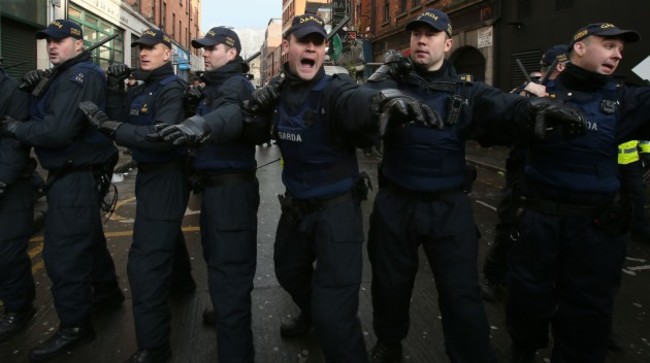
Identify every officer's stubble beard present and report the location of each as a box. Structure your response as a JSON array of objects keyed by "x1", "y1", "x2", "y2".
[
  {"x1": 410, "y1": 33, "x2": 452, "y2": 72},
  {"x1": 49, "y1": 38, "x2": 85, "y2": 66}
]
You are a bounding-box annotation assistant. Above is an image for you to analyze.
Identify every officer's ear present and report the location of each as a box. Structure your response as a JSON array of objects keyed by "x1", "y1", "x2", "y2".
[
  {"x1": 227, "y1": 46, "x2": 238, "y2": 61},
  {"x1": 163, "y1": 46, "x2": 172, "y2": 62},
  {"x1": 573, "y1": 40, "x2": 587, "y2": 57},
  {"x1": 444, "y1": 36, "x2": 453, "y2": 53},
  {"x1": 74, "y1": 38, "x2": 85, "y2": 53},
  {"x1": 281, "y1": 35, "x2": 292, "y2": 53}
]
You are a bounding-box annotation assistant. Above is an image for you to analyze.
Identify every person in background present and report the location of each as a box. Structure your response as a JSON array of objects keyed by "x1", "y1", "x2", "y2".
[
  {"x1": 482, "y1": 45, "x2": 569, "y2": 300},
  {"x1": 185, "y1": 26, "x2": 260, "y2": 363},
  {"x1": 1, "y1": 19, "x2": 122, "y2": 362},
  {"x1": 148, "y1": 13, "x2": 440, "y2": 363},
  {"x1": 620, "y1": 140, "x2": 650, "y2": 243},
  {"x1": 0, "y1": 57, "x2": 34, "y2": 344},
  {"x1": 363, "y1": 10, "x2": 576, "y2": 363},
  {"x1": 506, "y1": 23, "x2": 650, "y2": 362},
  {"x1": 79, "y1": 28, "x2": 194, "y2": 363}
]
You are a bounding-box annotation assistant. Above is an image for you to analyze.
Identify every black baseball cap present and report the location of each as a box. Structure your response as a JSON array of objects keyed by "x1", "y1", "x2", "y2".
[
  {"x1": 406, "y1": 9, "x2": 452, "y2": 37},
  {"x1": 132, "y1": 28, "x2": 172, "y2": 48},
  {"x1": 284, "y1": 14, "x2": 327, "y2": 39},
  {"x1": 192, "y1": 27, "x2": 242, "y2": 53},
  {"x1": 36, "y1": 19, "x2": 83, "y2": 40},
  {"x1": 540, "y1": 44, "x2": 569, "y2": 67},
  {"x1": 569, "y1": 22, "x2": 640, "y2": 48}
]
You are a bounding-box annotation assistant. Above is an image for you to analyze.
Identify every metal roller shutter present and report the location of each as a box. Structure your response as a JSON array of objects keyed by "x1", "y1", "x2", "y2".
[{"x1": 1, "y1": 17, "x2": 37, "y2": 79}]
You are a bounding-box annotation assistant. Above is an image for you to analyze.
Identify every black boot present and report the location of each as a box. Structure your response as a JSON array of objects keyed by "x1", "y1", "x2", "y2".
[
  {"x1": 202, "y1": 308, "x2": 215, "y2": 326},
  {"x1": 29, "y1": 323, "x2": 95, "y2": 362},
  {"x1": 280, "y1": 312, "x2": 312, "y2": 338},
  {"x1": 370, "y1": 340, "x2": 402, "y2": 363},
  {"x1": 0, "y1": 306, "x2": 36, "y2": 342},
  {"x1": 124, "y1": 343, "x2": 171, "y2": 363}
]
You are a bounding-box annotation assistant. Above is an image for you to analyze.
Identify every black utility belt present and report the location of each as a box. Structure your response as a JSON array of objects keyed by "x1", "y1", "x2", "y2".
[
  {"x1": 195, "y1": 170, "x2": 256, "y2": 186},
  {"x1": 48, "y1": 164, "x2": 96, "y2": 176},
  {"x1": 279, "y1": 191, "x2": 353, "y2": 215},
  {"x1": 45, "y1": 164, "x2": 102, "y2": 190},
  {"x1": 523, "y1": 198, "x2": 600, "y2": 217},
  {"x1": 383, "y1": 179, "x2": 461, "y2": 201}
]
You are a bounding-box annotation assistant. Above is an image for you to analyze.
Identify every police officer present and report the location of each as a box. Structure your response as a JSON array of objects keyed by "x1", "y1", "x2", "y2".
[
  {"x1": 0, "y1": 19, "x2": 123, "y2": 362},
  {"x1": 79, "y1": 28, "x2": 193, "y2": 362},
  {"x1": 363, "y1": 9, "x2": 583, "y2": 363},
  {"x1": 150, "y1": 13, "x2": 439, "y2": 363},
  {"x1": 638, "y1": 140, "x2": 650, "y2": 169},
  {"x1": 185, "y1": 27, "x2": 259, "y2": 362},
  {"x1": 481, "y1": 45, "x2": 568, "y2": 300},
  {"x1": 619, "y1": 140, "x2": 650, "y2": 243},
  {"x1": 506, "y1": 23, "x2": 650, "y2": 362},
  {"x1": 0, "y1": 60, "x2": 34, "y2": 343}
]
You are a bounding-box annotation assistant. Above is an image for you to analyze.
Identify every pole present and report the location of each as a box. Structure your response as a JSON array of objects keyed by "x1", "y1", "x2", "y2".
[{"x1": 516, "y1": 58, "x2": 533, "y2": 83}]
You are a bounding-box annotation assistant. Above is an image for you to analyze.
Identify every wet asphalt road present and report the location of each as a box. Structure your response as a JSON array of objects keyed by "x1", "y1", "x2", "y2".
[{"x1": 1, "y1": 142, "x2": 649, "y2": 362}]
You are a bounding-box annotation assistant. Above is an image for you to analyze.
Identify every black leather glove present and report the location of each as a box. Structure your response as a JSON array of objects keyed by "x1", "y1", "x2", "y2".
[
  {"x1": 0, "y1": 116, "x2": 21, "y2": 137},
  {"x1": 106, "y1": 64, "x2": 131, "y2": 92},
  {"x1": 368, "y1": 53, "x2": 413, "y2": 82},
  {"x1": 149, "y1": 116, "x2": 211, "y2": 146},
  {"x1": 247, "y1": 77, "x2": 282, "y2": 113},
  {"x1": 18, "y1": 69, "x2": 47, "y2": 91},
  {"x1": 385, "y1": 53, "x2": 413, "y2": 81},
  {"x1": 183, "y1": 85, "x2": 203, "y2": 116},
  {"x1": 78, "y1": 101, "x2": 123, "y2": 137},
  {"x1": 240, "y1": 107, "x2": 272, "y2": 145},
  {"x1": 372, "y1": 89, "x2": 442, "y2": 136},
  {"x1": 527, "y1": 98, "x2": 587, "y2": 140}
]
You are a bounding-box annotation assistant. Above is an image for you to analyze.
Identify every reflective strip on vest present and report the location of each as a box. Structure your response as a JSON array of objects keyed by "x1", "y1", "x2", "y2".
[
  {"x1": 618, "y1": 140, "x2": 639, "y2": 165},
  {"x1": 639, "y1": 140, "x2": 650, "y2": 154}
]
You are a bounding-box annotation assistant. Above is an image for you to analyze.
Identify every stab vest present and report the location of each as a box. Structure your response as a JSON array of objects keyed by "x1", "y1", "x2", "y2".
[
  {"x1": 129, "y1": 74, "x2": 179, "y2": 163},
  {"x1": 525, "y1": 80, "x2": 620, "y2": 193},
  {"x1": 381, "y1": 76, "x2": 468, "y2": 192},
  {"x1": 193, "y1": 74, "x2": 256, "y2": 171},
  {"x1": 31, "y1": 62, "x2": 114, "y2": 169},
  {"x1": 274, "y1": 75, "x2": 358, "y2": 199}
]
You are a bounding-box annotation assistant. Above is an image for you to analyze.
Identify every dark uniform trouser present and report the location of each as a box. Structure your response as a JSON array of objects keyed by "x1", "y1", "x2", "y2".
[
  {"x1": 483, "y1": 153, "x2": 525, "y2": 283},
  {"x1": 200, "y1": 177, "x2": 259, "y2": 363},
  {"x1": 619, "y1": 160, "x2": 649, "y2": 236},
  {"x1": 0, "y1": 178, "x2": 35, "y2": 311},
  {"x1": 128, "y1": 166, "x2": 191, "y2": 349},
  {"x1": 368, "y1": 188, "x2": 496, "y2": 363},
  {"x1": 274, "y1": 198, "x2": 368, "y2": 363},
  {"x1": 506, "y1": 209, "x2": 626, "y2": 362},
  {"x1": 43, "y1": 171, "x2": 119, "y2": 326}
]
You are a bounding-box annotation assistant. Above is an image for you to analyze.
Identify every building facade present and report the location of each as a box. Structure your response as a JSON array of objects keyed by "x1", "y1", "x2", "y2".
[
  {"x1": 0, "y1": 0, "x2": 202, "y2": 80},
  {"x1": 261, "y1": 17, "x2": 283, "y2": 86},
  {"x1": 497, "y1": 0, "x2": 648, "y2": 89},
  {"x1": 359, "y1": 0, "x2": 649, "y2": 89}
]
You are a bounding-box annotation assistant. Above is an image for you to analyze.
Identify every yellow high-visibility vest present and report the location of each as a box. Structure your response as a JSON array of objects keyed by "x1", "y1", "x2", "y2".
[
  {"x1": 638, "y1": 140, "x2": 650, "y2": 154},
  {"x1": 618, "y1": 140, "x2": 640, "y2": 165}
]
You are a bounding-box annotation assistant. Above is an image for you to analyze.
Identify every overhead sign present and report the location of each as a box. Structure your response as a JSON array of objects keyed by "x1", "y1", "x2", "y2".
[{"x1": 332, "y1": 0, "x2": 348, "y2": 28}]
